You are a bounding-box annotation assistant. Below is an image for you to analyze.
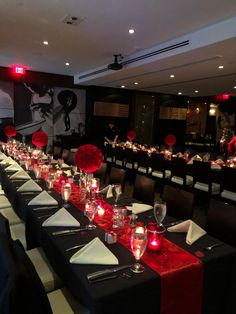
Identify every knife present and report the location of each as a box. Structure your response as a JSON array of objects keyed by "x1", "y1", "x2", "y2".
[
  {"x1": 164, "y1": 220, "x2": 182, "y2": 228},
  {"x1": 87, "y1": 265, "x2": 131, "y2": 281},
  {"x1": 33, "y1": 206, "x2": 58, "y2": 211},
  {"x1": 52, "y1": 227, "x2": 88, "y2": 236}
]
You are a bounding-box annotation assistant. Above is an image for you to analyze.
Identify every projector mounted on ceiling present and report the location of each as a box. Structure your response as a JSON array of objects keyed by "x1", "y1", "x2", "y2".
[{"x1": 108, "y1": 54, "x2": 123, "y2": 70}]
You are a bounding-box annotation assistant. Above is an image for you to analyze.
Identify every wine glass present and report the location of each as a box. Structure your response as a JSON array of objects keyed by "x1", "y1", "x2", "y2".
[
  {"x1": 61, "y1": 183, "x2": 71, "y2": 208},
  {"x1": 46, "y1": 173, "x2": 55, "y2": 191},
  {"x1": 130, "y1": 227, "x2": 147, "y2": 273},
  {"x1": 34, "y1": 165, "x2": 41, "y2": 181},
  {"x1": 112, "y1": 184, "x2": 122, "y2": 208},
  {"x1": 153, "y1": 201, "x2": 167, "y2": 227},
  {"x1": 84, "y1": 199, "x2": 97, "y2": 229}
]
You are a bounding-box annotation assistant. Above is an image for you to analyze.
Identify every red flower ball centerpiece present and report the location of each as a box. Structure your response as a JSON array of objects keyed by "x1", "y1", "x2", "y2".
[
  {"x1": 74, "y1": 144, "x2": 103, "y2": 173},
  {"x1": 164, "y1": 134, "x2": 176, "y2": 147},
  {"x1": 127, "y1": 130, "x2": 136, "y2": 141},
  {"x1": 32, "y1": 131, "x2": 48, "y2": 147},
  {"x1": 4, "y1": 125, "x2": 16, "y2": 137}
]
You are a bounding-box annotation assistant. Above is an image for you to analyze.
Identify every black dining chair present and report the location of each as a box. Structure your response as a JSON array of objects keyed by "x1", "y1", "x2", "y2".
[
  {"x1": 107, "y1": 166, "x2": 126, "y2": 192},
  {"x1": 162, "y1": 185, "x2": 194, "y2": 220},
  {"x1": 205, "y1": 199, "x2": 236, "y2": 247},
  {"x1": 133, "y1": 174, "x2": 156, "y2": 205},
  {"x1": 93, "y1": 162, "x2": 108, "y2": 184},
  {"x1": 0, "y1": 234, "x2": 88, "y2": 314},
  {"x1": 170, "y1": 157, "x2": 193, "y2": 187},
  {"x1": 220, "y1": 166, "x2": 236, "y2": 204},
  {"x1": 114, "y1": 146, "x2": 126, "y2": 167},
  {"x1": 136, "y1": 150, "x2": 151, "y2": 175}
]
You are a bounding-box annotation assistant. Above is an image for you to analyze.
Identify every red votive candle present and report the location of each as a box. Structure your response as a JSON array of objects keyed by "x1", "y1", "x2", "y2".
[{"x1": 147, "y1": 223, "x2": 165, "y2": 252}]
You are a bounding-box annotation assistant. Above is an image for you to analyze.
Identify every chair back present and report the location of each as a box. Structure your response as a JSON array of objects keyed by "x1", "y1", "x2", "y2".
[
  {"x1": 193, "y1": 160, "x2": 211, "y2": 184},
  {"x1": 108, "y1": 167, "x2": 126, "y2": 192},
  {"x1": 206, "y1": 199, "x2": 236, "y2": 247},
  {"x1": 221, "y1": 166, "x2": 236, "y2": 193},
  {"x1": 61, "y1": 149, "x2": 70, "y2": 163},
  {"x1": 171, "y1": 157, "x2": 187, "y2": 179},
  {"x1": 114, "y1": 146, "x2": 126, "y2": 167},
  {"x1": 162, "y1": 185, "x2": 194, "y2": 220},
  {"x1": 53, "y1": 146, "x2": 62, "y2": 159},
  {"x1": 150, "y1": 153, "x2": 166, "y2": 172},
  {"x1": 136, "y1": 150, "x2": 151, "y2": 173},
  {"x1": 0, "y1": 234, "x2": 52, "y2": 314},
  {"x1": 133, "y1": 174, "x2": 155, "y2": 205},
  {"x1": 104, "y1": 144, "x2": 114, "y2": 162},
  {"x1": 93, "y1": 162, "x2": 108, "y2": 183},
  {"x1": 0, "y1": 213, "x2": 11, "y2": 236}
]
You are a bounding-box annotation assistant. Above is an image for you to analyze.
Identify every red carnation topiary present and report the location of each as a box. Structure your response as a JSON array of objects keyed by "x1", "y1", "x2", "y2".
[
  {"x1": 127, "y1": 130, "x2": 136, "y2": 141},
  {"x1": 32, "y1": 131, "x2": 48, "y2": 147},
  {"x1": 164, "y1": 134, "x2": 176, "y2": 147},
  {"x1": 4, "y1": 125, "x2": 16, "y2": 137},
  {"x1": 74, "y1": 144, "x2": 103, "y2": 173}
]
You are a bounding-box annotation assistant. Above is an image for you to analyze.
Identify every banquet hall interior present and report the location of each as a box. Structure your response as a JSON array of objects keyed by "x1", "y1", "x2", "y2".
[{"x1": 0, "y1": 1, "x2": 236, "y2": 314}]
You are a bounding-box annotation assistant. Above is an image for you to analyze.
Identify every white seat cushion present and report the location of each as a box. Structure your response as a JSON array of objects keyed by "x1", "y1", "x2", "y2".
[
  {"x1": 152, "y1": 170, "x2": 164, "y2": 178},
  {"x1": 26, "y1": 247, "x2": 62, "y2": 293},
  {"x1": 171, "y1": 175, "x2": 193, "y2": 186},
  {"x1": 0, "y1": 195, "x2": 12, "y2": 209},
  {"x1": 106, "y1": 157, "x2": 113, "y2": 162},
  {"x1": 0, "y1": 190, "x2": 5, "y2": 195},
  {"x1": 221, "y1": 190, "x2": 236, "y2": 201},
  {"x1": 138, "y1": 166, "x2": 152, "y2": 174},
  {"x1": 10, "y1": 222, "x2": 27, "y2": 250},
  {"x1": 0, "y1": 207, "x2": 22, "y2": 225},
  {"x1": 194, "y1": 182, "x2": 220, "y2": 194},
  {"x1": 47, "y1": 288, "x2": 89, "y2": 314},
  {"x1": 115, "y1": 160, "x2": 123, "y2": 166}
]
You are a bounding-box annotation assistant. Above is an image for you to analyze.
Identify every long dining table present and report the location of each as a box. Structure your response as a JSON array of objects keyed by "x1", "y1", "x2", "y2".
[{"x1": 1, "y1": 164, "x2": 236, "y2": 314}]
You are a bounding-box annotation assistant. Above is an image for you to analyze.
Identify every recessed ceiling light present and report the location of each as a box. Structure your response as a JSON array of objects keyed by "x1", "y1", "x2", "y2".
[
  {"x1": 134, "y1": 82, "x2": 138, "y2": 85},
  {"x1": 194, "y1": 90, "x2": 199, "y2": 93},
  {"x1": 170, "y1": 74, "x2": 175, "y2": 78},
  {"x1": 178, "y1": 92, "x2": 182, "y2": 95},
  {"x1": 121, "y1": 85, "x2": 125, "y2": 88},
  {"x1": 129, "y1": 29, "x2": 135, "y2": 34},
  {"x1": 234, "y1": 86, "x2": 236, "y2": 89},
  {"x1": 43, "y1": 41, "x2": 49, "y2": 45},
  {"x1": 65, "y1": 62, "x2": 70, "y2": 66},
  {"x1": 218, "y1": 65, "x2": 224, "y2": 69}
]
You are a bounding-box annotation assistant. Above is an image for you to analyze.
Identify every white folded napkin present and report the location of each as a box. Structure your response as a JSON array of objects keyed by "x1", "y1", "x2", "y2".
[
  {"x1": 61, "y1": 163, "x2": 70, "y2": 168},
  {"x1": 0, "y1": 152, "x2": 7, "y2": 160},
  {"x1": 0, "y1": 195, "x2": 12, "y2": 209},
  {"x1": 0, "y1": 156, "x2": 15, "y2": 165},
  {"x1": 70, "y1": 237, "x2": 119, "y2": 265},
  {"x1": 99, "y1": 185, "x2": 113, "y2": 198},
  {"x1": 42, "y1": 207, "x2": 80, "y2": 227},
  {"x1": 5, "y1": 163, "x2": 23, "y2": 172},
  {"x1": 167, "y1": 219, "x2": 206, "y2": 245},
  {"x1": 126, "y1": 203, "x2": 153, "y2": 214},
  {"x1": 215, "y1": 159, "x2": 224, "y2": 165},
  {"x1": 17, "y1": 179, "x2": 42, "y2": 192},
  {"x1": 28, "y1": 190, "x2": 58, "y2": 206},
  {"x1": 10, "y1": 170, "x2": 31, "y2": 180},
  {"x1": 211, "y1": 163, "x2": 221, "y2": 170},
  {"x1": 64, "y1": 170, "x2": 72, "y2": 177}
]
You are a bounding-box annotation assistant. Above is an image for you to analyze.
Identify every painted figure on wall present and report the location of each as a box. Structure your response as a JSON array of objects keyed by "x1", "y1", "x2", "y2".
[
  {"x1": 56, "y1": 90, "x2": 77, "y2": 131},
  {"x1": 0, "y1": 87, "x2": 14, "y2": 141}
]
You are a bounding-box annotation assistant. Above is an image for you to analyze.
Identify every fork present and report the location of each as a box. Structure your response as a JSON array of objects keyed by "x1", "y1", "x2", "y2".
[{"x1": 204, "y1": 243, "x2": 223, "y2": 251}]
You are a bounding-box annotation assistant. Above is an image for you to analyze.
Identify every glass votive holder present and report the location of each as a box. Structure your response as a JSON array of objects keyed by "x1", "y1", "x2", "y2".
[
  {"x1": 147, "y1": 223, "x2": 166, "y2": 252},
  {"x1": 112, "y1": 206, "x2": 127, "y2": 229}
]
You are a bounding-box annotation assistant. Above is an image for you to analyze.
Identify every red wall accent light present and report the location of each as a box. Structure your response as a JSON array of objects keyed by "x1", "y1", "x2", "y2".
[{"x1": 13, "y1": 66, "x2": 26, "y2": 75}]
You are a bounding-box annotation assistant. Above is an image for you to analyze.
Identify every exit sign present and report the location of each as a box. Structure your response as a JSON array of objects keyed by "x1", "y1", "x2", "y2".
[{"x1": 13, "y1": 66, "x2": 26, "y2": 75}]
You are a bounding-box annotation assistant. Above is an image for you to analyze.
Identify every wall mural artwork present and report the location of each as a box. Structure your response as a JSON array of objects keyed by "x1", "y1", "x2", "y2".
[
  {"x1": 2, "y1": 82, "x2": 86, "y2": 152},
  {"x1": 0, "y1": 81, "x2": 14, "y2": 141},
  {"x1": 53, "y1": 87, "x2": 86, "y2": 146}
]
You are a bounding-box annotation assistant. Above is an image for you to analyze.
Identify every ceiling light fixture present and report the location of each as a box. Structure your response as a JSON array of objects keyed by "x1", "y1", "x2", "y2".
[
  {"x1": 234, "y1": 86, "x2": 236, "y2": 89},
  {"x1": 65, "y1": 62, "x2": 70, "y2": 66},
  {"x1": 194, "y1": 90, "x2": 199, "y2": 93},
  {"x1": 129, "y1": 29, "x2": 135, "y2": 34},
  {"x1": 178, "y1": 92, "x2": 182, "y2": 95},
  {"x1": 121, "y1": 85, "x2": 125, "y2": 88},
  {"x1": 43, "y1": 41, "x2": 49, "y2": 45},
  {"x1": 134, "y1": 82, "x2": 138, "y2": 85},
  {"x1": 170, "y1": 74, "x2": 175, "y2": 78},
  {"x1": 218, "y1": 65, "x2": 224, "y2": 69}
]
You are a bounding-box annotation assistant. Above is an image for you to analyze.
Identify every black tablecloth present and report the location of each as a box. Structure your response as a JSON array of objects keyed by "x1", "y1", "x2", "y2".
[{"x1": 1, "y1": 165, "x2": 236, "y2": 314}]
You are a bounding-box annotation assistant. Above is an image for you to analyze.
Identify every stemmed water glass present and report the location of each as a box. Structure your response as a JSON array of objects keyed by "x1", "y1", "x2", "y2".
[
  {"x1": 46, "y1": 173, "x2": 55, "y2": 192},
  {"x1": 34, "y1": 165, "x2": 41, "y2": 181},
  {"x1": 84, "y1": 199, "x2": 97, "y2": 229},
  {"x1": 112, "y1": 184, "x2": 122, "y2": 208},
  {"x1": 153, "y1": 201, "x2": 167, "y2": 227},
  {"x1": 61, "y1": 183, "x2": 71, "y2": 208},
  {"x1": 130, "y1": 227, "x2": 147, "y2": 273}
]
